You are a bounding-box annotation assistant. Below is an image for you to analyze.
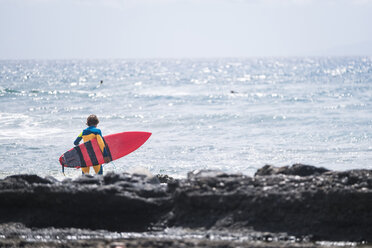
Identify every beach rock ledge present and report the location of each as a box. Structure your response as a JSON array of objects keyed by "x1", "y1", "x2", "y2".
[{"x1": 0, "y1": 164, "x2": 371, "y2": 242}]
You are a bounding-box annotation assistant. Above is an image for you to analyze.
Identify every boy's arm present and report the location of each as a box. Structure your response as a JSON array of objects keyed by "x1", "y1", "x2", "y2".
[{"x1": 74, "y1": 132, "x2": 83, "y2": 146}]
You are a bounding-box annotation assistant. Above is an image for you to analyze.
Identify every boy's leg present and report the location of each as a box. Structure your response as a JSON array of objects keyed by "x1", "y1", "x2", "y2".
[
  {"x1": 81, "y1": 167, "x2": 90, "y2": 174},
  {"x1": 93, "y1": 164, "x2": 103, "y2": 175}
]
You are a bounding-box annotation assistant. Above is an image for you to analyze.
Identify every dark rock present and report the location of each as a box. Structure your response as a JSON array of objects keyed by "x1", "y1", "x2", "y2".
[
  {"x1": 0, "y1": 223, "x2": 328, "y2": 248},
  {"x1": 0, "y1": 165, "x2": 372, "y2": 243},
  {"x1": 0, "y1": 172, "x2": 171, "y2": 232},
  {"x1": 167, "y1": 168, "x2": 372, "y2": 242},
  {"x1": 156, "y1": 174, "x2": 175, "y2": 184},
  {"x1": 187, "y1": 169, "x2": 231, "y2": 179},
  {"x1": 5, "y1": 174, "x2": 54, "y2": 185},
  {"x1": 255, "y1": 164, "x2": 329, "y2": 177},
  {"x1": 72, "y1": 174, "x2": 102, "y2": 185}
]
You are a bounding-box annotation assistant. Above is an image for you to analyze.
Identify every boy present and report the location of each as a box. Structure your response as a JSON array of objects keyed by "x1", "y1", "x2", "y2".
[{"x1": 74, "y1": 114, "x2": 110, "y2": 175}]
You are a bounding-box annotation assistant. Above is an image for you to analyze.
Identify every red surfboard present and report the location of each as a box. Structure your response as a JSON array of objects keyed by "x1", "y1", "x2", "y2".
[{"x1": 59, "y1": 131, "x2": 151, "y2": 169}]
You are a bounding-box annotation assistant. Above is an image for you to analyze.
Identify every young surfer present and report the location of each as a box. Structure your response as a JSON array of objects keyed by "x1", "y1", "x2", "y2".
[{"x1": 74, "y1": 114, "x2": 110, "y2": 175}]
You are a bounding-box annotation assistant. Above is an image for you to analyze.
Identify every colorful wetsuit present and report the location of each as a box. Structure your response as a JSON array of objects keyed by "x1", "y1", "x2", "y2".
[{"x1": 74, "y1": 126, "x2": 107, "y2": 175}]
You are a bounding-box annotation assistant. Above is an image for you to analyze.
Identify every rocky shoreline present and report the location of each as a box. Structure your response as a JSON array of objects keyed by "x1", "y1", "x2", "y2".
[{"x1": 0, "y1": 164, "x2": 371, "y2": 247}]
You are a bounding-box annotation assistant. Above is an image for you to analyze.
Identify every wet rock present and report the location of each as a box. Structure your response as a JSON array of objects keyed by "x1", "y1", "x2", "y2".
[
  {"x1": 4, "y1": 174, "x2": 54, "y2": 185},
  {"x1": 167, "y1": 166, "x2": 372, "y2": 242},
  {"x1": 0, "y1": 223, "x2": 335, "y2": 248},
  {"x1": 156, "y1": 174, "x2": 175, "y2": 184},
  {"x1": 0, "y1": 172, "x2": 171, "y2": 232},
  {"x1": 255, "y1": 164, "x2": 329, "y2": 177},
  {"x1": 187, "y1": 169, "x2": 232, "y2": 179},
  {"x1": 0, "y1": 165, "x2": 372, "y2": 242}
]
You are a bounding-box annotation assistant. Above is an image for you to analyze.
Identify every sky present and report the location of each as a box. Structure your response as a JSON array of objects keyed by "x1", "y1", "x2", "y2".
[{"x1": 0, "y1": 0, "x2": 371, "y2": 59}]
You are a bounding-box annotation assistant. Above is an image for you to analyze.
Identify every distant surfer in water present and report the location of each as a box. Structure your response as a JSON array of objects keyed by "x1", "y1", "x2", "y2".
[{"x1": 74, "y1": 115, "x2": 110, "y2": 175}]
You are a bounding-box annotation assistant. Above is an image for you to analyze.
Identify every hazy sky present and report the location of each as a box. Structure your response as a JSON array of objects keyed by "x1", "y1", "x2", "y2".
[{"x1": 0, "y1": 0, "x2": 371, "y2": 59}]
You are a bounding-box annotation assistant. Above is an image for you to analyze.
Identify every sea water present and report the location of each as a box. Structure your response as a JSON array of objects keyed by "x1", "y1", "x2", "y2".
[{"x1": 0, "y1": 57, "x2": 371, "y2": 180}]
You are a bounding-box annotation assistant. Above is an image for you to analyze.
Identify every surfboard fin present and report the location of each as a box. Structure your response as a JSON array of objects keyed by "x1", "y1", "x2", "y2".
[{"x1": 61, "y1": 162, "x2": 67, "y2": 176}]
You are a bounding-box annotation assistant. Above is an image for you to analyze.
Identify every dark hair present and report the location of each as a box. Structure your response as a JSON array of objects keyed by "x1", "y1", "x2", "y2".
[{"x1": 86, "y1": 114, "x2": 99, "y2": 126}]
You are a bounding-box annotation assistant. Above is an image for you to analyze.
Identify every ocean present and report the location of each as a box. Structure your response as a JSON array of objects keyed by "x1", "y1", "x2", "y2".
[{"x1": 0, "y1": 57, "x2": 371, "y2": 180}]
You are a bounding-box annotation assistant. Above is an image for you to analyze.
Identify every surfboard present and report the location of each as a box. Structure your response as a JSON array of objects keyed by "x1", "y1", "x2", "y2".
[{"x1": 59, "y1": 131, "x2": 151, "y2": 169}]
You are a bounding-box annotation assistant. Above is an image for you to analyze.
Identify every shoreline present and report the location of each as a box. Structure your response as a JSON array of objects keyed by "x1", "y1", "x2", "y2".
[
  {"x1": 0, "y1": 164, "x2": 371, "y2": 247},
  {"x1": 0, "y1": 223, "x2": 360, "y2": 248}
]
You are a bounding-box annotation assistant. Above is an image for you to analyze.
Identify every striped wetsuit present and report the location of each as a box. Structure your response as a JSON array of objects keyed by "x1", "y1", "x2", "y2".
[{"x1": 74, "y1": 126, "x2": 107, "y2": 175}]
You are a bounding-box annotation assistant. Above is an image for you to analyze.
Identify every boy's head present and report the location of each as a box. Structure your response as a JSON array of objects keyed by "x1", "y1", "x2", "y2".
[{"x1": 86, "y1": 114, "x2": 99, "y2": 127}]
